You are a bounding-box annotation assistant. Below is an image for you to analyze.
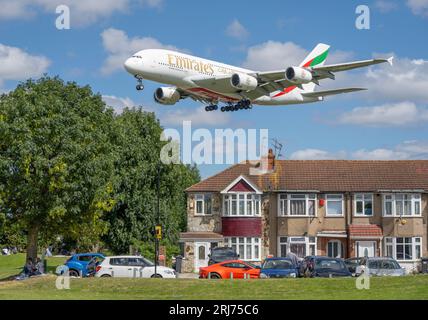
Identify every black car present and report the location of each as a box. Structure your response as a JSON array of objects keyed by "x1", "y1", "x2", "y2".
[
  {"x1": 344, "y1": 257, "x2": 363, "y2": 274},
  {"x1": 208, "y1": 247, "x2": 239, "y2": 265},
  {"x1": 300, "y1": 256, "x2": 352, "y2": 278}
]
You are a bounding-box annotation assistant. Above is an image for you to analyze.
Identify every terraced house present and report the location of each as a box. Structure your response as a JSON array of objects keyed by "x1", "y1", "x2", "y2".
[{"x1": 179, "y1": 150, "x2": 428, "y2": 273}]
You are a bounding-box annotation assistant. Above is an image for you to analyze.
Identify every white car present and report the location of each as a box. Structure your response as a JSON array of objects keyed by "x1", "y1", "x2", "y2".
[{"x1": 95, "y1": 256, "x2": 177, "y2": 278}]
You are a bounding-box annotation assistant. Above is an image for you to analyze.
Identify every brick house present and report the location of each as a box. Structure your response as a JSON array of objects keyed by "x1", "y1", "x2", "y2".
[{"x1": 179, "y1": 150, "x2": 428, "y2": 273}]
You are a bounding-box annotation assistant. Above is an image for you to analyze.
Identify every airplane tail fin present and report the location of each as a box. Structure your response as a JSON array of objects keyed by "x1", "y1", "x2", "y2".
[{"x1": 300, "y1": 43, "x2": 330, "y2": 92}]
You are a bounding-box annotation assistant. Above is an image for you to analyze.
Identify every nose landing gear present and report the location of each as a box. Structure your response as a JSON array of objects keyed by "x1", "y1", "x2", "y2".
[{"x1": 135, "y1": 76, "x2": 144, "y2": 91}]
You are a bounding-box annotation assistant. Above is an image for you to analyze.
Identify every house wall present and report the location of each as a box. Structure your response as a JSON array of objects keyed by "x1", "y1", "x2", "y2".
[{"x1": 187, "y1": 193, "x2": 222, "y2": 233}]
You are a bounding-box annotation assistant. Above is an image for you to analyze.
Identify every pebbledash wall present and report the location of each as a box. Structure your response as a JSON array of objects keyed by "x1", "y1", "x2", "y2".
[{"x1": 179, "y1": 152, "x2": 428, "y2": 273}]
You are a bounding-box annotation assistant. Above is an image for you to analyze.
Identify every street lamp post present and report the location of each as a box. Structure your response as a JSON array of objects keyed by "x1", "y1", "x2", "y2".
[{"x1": 154, "y1": 163, "x2": 161, "y2": 277}]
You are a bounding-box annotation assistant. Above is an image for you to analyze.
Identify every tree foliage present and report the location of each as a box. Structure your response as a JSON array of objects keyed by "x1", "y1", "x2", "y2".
[
  {"x1": 104, "y1": 108, "x2": 200, "y2": 253},
  {"x1": 0, "y1": 77, "x2": 200, "y2": 258},
  {"x1": 0, "y1": 77, "x2": 115, "y2": 259}
]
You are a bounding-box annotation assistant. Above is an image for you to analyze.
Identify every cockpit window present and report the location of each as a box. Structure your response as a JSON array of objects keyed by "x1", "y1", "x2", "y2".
[{"x1": 132, "y1": 55, "x2": 142, "y2": 59}]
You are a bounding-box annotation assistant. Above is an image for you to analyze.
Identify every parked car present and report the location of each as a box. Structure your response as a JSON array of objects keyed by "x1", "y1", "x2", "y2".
[
  {"x1": 208, "y1": 247, "x2": 239, "y2": 265},
  {"x1": 260, "y1": 257, "x2": 299, "y2": 278},
  {"x1": 300, "y1": 256, "x2": 352, "y2": 278},
  {"x1": 344, "y1": 257, "x2": 363, "y2": 274},
  {"x1": 95, "y1": 256, "x2": 177, "y2": 278},
  {"x1": 199, "y1": 260, "x2": 260, "y2": 279},
  {"x1": 63, "y1": 253, "x2": 105, "y2": 277},
  {"x1": 355, "y1": 257, "x2": 405, "y2": 276}
]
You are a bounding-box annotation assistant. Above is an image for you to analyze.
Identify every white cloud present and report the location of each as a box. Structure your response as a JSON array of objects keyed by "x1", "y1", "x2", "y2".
[
  {"x1": 242, "y1": 41, "x2": 307, "y2": 71},
  {"x1": 226, "y1": 19, "x2": 249, "y2": 40},
  {"x1": 338, "y1": 102, "x2": 428, "y2": 126},
  {"x1": 242, "y1": 41, "x2": 353, "y2": 71},
  {"x1": 333, "y1": 55, "x2": 428, "y2": 103},
  {"x1": 290, "y1": 149, "x2": 346, "y2": 160},
  {"x1": 351, "y1": 148, "x2": 409, "y2": 160},
  {"x1": 0, "y1": 0, "x2": 162, "y2": 26},
  {"x1": 375, "y1": 0, "x2": 399, "y2": 13},
  {"x1": 407, "y1": 0, "x2": 428, "y2": 17},
  {"x1": 102, "y1": 95, "x2": 137, "y2": 114},
  {"x1": 290, "y1": 141, "x2": 428, "y2": 160},
  {"x1": 101, "y1": 28, "x2": 185, "y2": 75},
  {"x1": 0, "y1": 43, "x2": 50, "y2": 82},
  {"x1": 160, "y1": 106, "x2": 231, "y2": 127}
]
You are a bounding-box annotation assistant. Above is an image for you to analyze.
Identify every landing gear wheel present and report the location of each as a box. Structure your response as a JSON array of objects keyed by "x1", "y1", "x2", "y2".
[
  {"x1": 221, "y1": 106, "x2": 226, "y2": 112},
  {"x1": 205, "y1": 106, "x2": 210, "y2": 112},
  {"x1": 136, "y1": 84, "x2": 144, "y2": 91}
]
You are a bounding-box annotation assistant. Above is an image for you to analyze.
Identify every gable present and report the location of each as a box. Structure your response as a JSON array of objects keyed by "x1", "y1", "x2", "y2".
[{"x1": 228, "y1": 179, "x2": 256, "y2": 192}]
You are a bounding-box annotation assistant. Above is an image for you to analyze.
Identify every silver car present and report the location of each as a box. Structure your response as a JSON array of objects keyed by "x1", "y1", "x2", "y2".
[{"x1": 355, "y1": 257, "x2": 406, "y2": 276}]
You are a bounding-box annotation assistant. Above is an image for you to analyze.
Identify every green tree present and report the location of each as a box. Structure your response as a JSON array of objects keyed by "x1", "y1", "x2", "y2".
[
  {"x1": 0, "y1": 77, "x2": 116, "y2": 261},
  {"x1": 104, "y1": 108, "x2": 199, "y2": 253}
]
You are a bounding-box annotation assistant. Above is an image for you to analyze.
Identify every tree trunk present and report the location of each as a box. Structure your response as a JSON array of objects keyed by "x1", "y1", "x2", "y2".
[{"x1": 26, "y1": 224, "x2": 39, "y2": 262}]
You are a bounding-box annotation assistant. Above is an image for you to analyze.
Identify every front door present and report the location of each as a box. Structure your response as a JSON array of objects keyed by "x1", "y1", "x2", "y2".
[
  {"x1": 356, "y1": 241, "x2": 376, "y2": 257},
  {"x1": 195, "y1": 242, "x2": 210, "y2": 271}
]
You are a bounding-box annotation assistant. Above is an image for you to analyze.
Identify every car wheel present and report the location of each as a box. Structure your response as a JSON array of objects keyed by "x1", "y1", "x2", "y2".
[
  {"x1": 68, "y1": 269, "x2": 80, "y2": 278},
  {"x1": 100, "y1": 274, "x2": 111, "y2": 278},
  {"x1": 151, "y1": 274, "x2": 163, "y2": 278},
  {"x1": 209, "y1": 273, "x2": 221, "y2": 279}
]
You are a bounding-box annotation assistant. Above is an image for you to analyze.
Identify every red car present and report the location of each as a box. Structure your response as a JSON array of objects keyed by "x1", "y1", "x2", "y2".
[{"x1": 199, "y1": 260, "x2": 261, "y2": 279}]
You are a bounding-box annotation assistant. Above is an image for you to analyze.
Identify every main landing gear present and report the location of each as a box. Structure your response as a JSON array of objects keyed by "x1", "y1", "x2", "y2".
[
  {"x1": 220, "y1": 99, "x2": 252, "y2": 112},
  {"x1": 135, "y1": 76, "x2": 144, "y2": 91},
  {"x1": 205, "y1": 105, "x2": 218, "y2": 112}
]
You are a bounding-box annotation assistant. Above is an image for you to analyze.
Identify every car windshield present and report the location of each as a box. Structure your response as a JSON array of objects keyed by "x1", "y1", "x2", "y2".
[
  {"x1": 141, "y1": 257, "x2": 154, "y2": 266},
  {"x1": 315, "y1": 259, "x2": 345, "y2": 270},
  {"x1": 262, "y1": 260, "x2": 294, "y2": 269},
  {"x1": 212, "y1": 249, "x2": 237, "y2": 258},
  {"x1": 244, "y1": 261, "x2": 259, "y2": 269}
]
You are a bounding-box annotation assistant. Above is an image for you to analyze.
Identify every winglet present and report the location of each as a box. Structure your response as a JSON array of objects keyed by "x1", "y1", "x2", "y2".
[{"x1": 387, "y1": 56, "x2": 394, "y2": 66}]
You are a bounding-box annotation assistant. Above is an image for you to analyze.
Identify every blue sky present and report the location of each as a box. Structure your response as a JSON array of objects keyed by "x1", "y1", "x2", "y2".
[{"x1": 1, "y1": 0, "x2": 428, "y2": 178}]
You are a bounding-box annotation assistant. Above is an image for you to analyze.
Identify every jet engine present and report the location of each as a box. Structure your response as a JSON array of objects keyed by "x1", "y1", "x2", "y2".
[
  {"x1": 154, "y1": 87, "x2": 181, "y2": 105},
  {"x1": 230, "y1": 73, "x2": 258, "y2": 91},
  {"x1": 285, "y1": 67, "x2": 313, "y2": 84}
]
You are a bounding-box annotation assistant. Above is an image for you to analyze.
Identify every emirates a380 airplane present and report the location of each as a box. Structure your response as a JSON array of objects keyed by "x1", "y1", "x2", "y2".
[{"x1": 123, "y1": 43, "x2": 393, "y2": 112}]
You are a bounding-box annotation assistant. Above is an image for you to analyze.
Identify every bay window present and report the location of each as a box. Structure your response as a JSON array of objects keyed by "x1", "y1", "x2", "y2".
[
  {"x1": 384, "y1": 237, "x2": 422, "y2": 261},
  {"x1": 326, "y1": 194, "x2": 344, "y2": 216},
  {"x1": 226, "y1": 237, "x2": 261, "y2": 260},
  {"x1": 278, "y1": 236, "x2": 317, "y2": 258},
  {"x1": 354, "y1": 193, "x2": 373, "y2": 216},
  {"x1": 195, "y1": 194, "x2": 212, "y2": 215},
  {"x1": 278, "y1": 194, "x2": 317, "y2": 216},
  {"x1": 383, "y1": 194, "x2": 422, "y2": 217},
  {"x1": 223, "y1": 193, "x2": 261, "y2": 216}
]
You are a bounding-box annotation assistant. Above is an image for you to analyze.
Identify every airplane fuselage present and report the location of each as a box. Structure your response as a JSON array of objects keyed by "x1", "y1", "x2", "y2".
[{"x1": 124, "y1": 49, "x2": 319, "y2": 106}]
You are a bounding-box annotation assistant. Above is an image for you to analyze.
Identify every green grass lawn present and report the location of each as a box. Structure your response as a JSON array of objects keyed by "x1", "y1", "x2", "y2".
[{"x1": 1, "y1": 254, "x2": 427, "y2": 300}]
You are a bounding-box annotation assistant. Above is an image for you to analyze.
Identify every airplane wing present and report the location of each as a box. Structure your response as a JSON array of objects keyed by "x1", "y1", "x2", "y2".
[
  {"x1": 301, "y1": 87, "x2": 367, "y2": 98},
  {"x1": 311, "y1": 57, "x2": 393, "y2": 80}
]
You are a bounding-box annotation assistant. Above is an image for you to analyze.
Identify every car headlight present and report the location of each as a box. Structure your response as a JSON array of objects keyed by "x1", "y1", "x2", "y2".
[
  {"x1": 260, "y1": 273, "x2": 268, "y2": 278},
  {"x1": 289, "y1": 273, "x2": 297, "y2": 278}
]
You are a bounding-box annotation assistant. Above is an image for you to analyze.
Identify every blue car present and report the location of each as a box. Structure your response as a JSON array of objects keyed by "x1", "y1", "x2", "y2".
[
  {"x1": 63, "y1": 253, "x2": 105, "y2": 277},
  {"x1": 260, "y1": 257, "x2": 299, "y2": 278}
]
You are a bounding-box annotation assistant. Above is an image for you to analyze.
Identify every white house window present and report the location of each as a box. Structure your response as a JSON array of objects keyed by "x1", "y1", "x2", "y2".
[
  {"x1": 195, "y1": 194, "x2": 212, "y2": 215},
  {"x1": 354, "y1": 193, "x2": 373, "y2": 216},
  {"x1": 223, "y1": 194, "x2": 261, "y2": 216},
  {"x1": 278, "y1": 194, "x2": 317, "y2": 217},
  {"x1": 278, "y1": 236, "x2": 317, "y2": 258},
  {"x1": 327, "y1": 240, "x2": 343, "y2": 258},
  {"x1": 326, "y1": 194, "x2": 344, "y2": 216},
  {"x1": 384, "y1": 237, "x2": 422, "y2": 261},
  {"x1": 226, "y1": 237, "x2": 261, "y2": 260},
  {"x1": 382, "y1": 194, "x2": 422, "y2": 217}
]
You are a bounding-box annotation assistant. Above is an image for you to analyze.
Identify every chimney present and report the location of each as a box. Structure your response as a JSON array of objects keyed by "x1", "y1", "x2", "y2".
[{"x1": 267, "y1": 148, "x2": 275, "y2": 171}]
